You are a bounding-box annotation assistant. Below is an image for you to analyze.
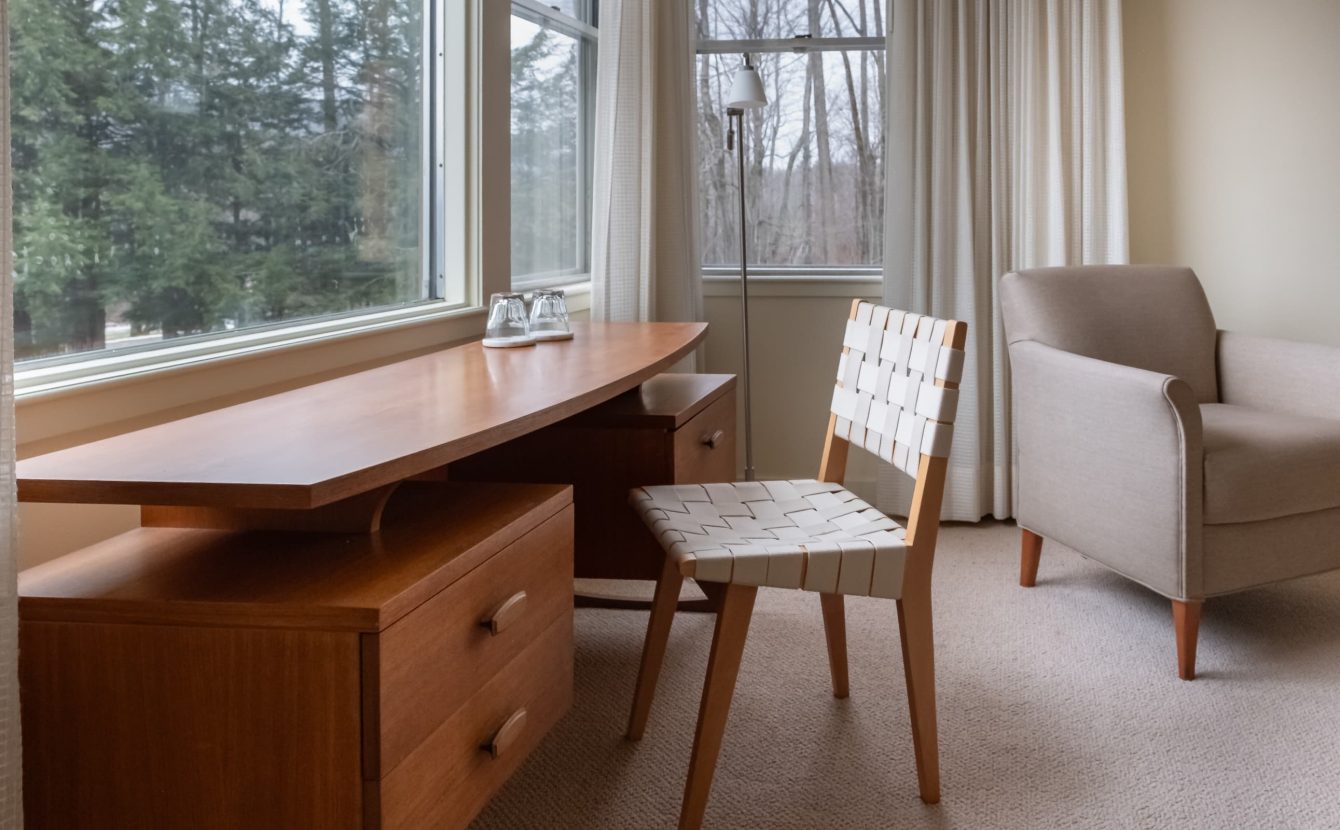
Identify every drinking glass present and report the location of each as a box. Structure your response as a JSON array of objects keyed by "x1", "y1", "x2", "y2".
[
  {"x1": 528, "y1": 289, "x2": 572, "y2": 341},
  {"x1": 483, "y1": 293, "x2": 536, "y2": 348}
]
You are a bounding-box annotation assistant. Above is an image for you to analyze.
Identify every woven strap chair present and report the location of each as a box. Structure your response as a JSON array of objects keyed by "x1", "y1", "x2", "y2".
[{"x1": 625, "y1": 299, "x2": 967, "y2": 829}]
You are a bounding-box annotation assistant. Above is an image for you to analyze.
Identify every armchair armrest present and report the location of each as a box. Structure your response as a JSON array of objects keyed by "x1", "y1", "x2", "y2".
[
  {"x1": 1217, "y1": 330, "x2": 1340, "y2": 420},
  {"x1": 1010, "y1": 341, "x2": 1204, "y2": 599}
]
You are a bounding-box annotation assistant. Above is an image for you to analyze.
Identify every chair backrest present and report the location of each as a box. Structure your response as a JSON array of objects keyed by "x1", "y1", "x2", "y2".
[
  {"x1": 826, "y1": 301, "x2": 967, "y2": 482},
  {"x1": 999, "y1": 265, "x2": 1219, "y2": 402}
]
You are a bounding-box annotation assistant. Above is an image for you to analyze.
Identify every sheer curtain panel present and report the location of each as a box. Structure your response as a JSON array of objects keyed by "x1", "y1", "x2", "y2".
[
  {"x1": 881, "y1": 0, "x2": 1129, "y2": 521},
  {"x1": 0, "y1": 0, "x2": 24, "y2": 821},
  {"x1": 589, "y1": 0, "x2": 704, "y2": 325}
]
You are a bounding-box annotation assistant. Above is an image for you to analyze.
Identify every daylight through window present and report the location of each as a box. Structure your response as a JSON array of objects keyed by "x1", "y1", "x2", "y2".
[
  {"x1": 509, "y1": 0, "x2": 597, "y2": 291},
  {"x1": 697, "y1": 0, "x2": 885, "y2": 270},
  {"x1": 10, "y1": 0, "x2": 446, "y2": 363}
]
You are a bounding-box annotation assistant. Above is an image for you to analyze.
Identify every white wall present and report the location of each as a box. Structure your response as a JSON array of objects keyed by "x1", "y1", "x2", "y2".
[{"x1": 1125, "y1": 0, "x2": 1340, "y2": 345}]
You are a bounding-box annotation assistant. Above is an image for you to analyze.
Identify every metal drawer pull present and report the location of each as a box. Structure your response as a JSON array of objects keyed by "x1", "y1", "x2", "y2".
[
  {"x1": 481, "y1": 591, "x2": 527, "y2": 636},
  {"x1": 482, "y1": 709, "x2": 528, "y2": 759},
  {"x1": 701, "y1": 429, "x2": 726, "y2": 449}
]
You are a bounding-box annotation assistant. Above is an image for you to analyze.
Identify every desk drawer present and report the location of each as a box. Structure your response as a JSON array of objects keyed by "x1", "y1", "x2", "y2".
[
  {"x1": 370, "y1": 505, "x2": 573, "y2": 779},
  {"x1": 373, "y1": 614, "x2": 573, "y2": 830},
  {"x1": 673, "y1": 390, "x2": 737, "y2": 484}
]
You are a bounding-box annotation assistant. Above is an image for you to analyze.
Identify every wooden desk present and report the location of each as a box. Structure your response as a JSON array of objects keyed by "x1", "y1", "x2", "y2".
[
  {"x1": 16, "y1": 322, "x2": 707, "y2": 829},
  {"x1": 19, "y1": 321, "x2": 707, "y2": 512}
]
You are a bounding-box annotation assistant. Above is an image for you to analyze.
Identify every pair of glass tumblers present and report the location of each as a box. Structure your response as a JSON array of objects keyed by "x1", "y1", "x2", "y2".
[{"x1": 482, "y1": 289, "x2": 572, "y2": 348}]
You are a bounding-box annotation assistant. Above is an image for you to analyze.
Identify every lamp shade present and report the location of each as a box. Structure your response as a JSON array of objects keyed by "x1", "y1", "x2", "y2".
[{"x1": 727, "y1": 65, "x2": 767, "y2": 110}]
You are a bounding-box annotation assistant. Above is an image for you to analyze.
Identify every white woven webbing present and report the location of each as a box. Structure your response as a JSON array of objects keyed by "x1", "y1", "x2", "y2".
[
  {"x1": 831, "y1": 303, "x2": 964, "y2": 477},
  {"x1": 631, "y1": 481, "x2": 908, "y2": 599}
]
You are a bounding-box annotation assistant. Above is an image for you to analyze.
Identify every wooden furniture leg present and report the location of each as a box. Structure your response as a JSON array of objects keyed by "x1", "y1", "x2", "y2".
[
  {"x1": 819, "y1": 593, "x2": 850, "y2": 699},
  {"x1": 627, "y1": 556, "x2": 686, "y2": 740},
  {"x1": 1020, "y1": 529, "x2": 1043, "y2": 588},
  {"x1": 1172, "y1": 599, "x2": 1203, "y2": 681},
  {"x1": 679, "y1": 584, "x2": 758, "y2": 830},
  {"x1": 897, "y1": 592, "x2": 941, "y2": 804}
]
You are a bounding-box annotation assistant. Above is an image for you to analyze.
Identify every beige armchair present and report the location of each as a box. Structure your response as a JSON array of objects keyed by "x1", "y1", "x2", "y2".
[{"x1": 1000, "y1": 265, "x2": 1340, "y2": 680}]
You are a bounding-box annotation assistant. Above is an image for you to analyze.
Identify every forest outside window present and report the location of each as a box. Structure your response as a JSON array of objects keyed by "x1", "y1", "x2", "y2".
[
  {"x1": 697, "y1": 0, "x2": 884, "y2": 275},
  {"x1": 10, "y1": 0, "x2": 460, "y2": 368},
  {"x1": 509, "y1": 0, "x2": 597, "y2": 292}
]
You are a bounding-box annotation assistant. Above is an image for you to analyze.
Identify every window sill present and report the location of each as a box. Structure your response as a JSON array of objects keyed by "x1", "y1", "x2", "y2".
[
  {"x1": 15, "y1": 301, "x2": 489, "y2": 452},
  {"x1": 16, "y1": 301, "x2": 480, "y2": 401},
  {"x1": 15, "y1": 281, "x2": 594, "y2": 452},
  {"x1": 551, "y1": 278, "x2": 592, "y2": 311}
]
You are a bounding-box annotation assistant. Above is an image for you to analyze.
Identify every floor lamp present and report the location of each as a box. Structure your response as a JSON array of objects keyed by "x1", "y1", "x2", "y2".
[{"x1": 726, "y1": 54, "x2": 767, "y2": 481}]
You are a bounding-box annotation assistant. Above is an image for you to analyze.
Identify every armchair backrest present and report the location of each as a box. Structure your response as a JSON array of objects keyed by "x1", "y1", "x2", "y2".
[{"x1": 1000, "y1": 265, "x2": 1219, "y2": 402}]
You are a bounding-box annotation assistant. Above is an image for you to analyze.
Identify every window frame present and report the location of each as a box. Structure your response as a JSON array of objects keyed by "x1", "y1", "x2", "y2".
[
  {"x1": 695, "y1": 31, "x2": 885, "y2": 277},
  {"x1": 508, "y1": 0, "x2": 599, "y2": 293},
  {"x1": 14, "y1": 0, "x2": 482, "y2": 395}
]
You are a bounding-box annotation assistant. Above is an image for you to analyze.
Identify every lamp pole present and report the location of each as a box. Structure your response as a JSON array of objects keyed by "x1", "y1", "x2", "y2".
[
  {"x1": 725, "y1": 53, "x2": 765, "y2": 482},
  {"x1": 727, "y1": 105, "x2": 756, "y2": 481}
]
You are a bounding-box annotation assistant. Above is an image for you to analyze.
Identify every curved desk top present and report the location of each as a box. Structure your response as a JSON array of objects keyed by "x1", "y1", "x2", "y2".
[{"x1": 18, "y1": 321, "x2": 708, "y2": 510}]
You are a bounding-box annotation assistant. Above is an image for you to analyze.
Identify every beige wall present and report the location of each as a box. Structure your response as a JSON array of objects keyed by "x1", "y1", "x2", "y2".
[{"x1": 1125, "y1": 0, "x2": 1340, "y2": 345}]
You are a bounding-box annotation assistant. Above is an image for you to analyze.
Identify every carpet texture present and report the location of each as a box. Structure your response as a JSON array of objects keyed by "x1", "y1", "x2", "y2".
[{"x1": 472, "y1": 522, "x2": 1340, "y2": 829}]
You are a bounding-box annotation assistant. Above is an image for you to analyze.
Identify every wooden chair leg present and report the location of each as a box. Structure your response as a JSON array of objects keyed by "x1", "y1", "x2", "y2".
[
  {"x1": 1020, "y1": 529, "x2": 1043, "y2": 588},
  {"x1": 819, "y1": 593, "x2": 850, "y2": 699},
  {"x1": 1172, "y1": 599, "x2": 1203, "y2": 681},
  {"x1": 626, "y1": 555, "x2": 685, "y2": 740},
  {"x1": 896, "y1": 593, "x2": 940, "y2": 804},
  {"x1": 679, "y1": 583, "x2": 758, "y2": 830}
]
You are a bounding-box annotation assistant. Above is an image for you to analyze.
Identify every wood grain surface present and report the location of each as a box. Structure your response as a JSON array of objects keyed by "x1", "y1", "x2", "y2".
[
  {"x1": 21, "y1": 621, "x2": 365, "y2": 830},
  {"x1": 18, "y1": 482, "x2": 572, "y2": 632},
  {"x1": 18, "y1": 321, "x2": 706, "y2": 509}
]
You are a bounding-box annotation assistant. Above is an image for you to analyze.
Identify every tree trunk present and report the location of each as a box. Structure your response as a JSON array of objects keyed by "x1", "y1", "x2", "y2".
[
  {"x1": 317, "y1": 0, "x2": 339, "y2": 134},
  {"x1": 808, "y1": 0, "x2": 836, "y2": 262}
]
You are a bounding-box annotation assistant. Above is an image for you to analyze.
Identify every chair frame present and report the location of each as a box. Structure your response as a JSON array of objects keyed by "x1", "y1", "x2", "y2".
[{"x1": 626, "y1": 299, "x2": 968, "y2": 829}]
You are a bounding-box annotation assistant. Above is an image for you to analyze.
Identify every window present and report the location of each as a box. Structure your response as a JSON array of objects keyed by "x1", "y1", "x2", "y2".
[
  {"x1": 696, "y1": 1, "x2": 885, "y2": 272},
  {"x1": 509, "y1": 0, "x2": 597, "y2": 291},
  {"x1": 9, "y1": 0, "x2": 460, "y2": 365}
]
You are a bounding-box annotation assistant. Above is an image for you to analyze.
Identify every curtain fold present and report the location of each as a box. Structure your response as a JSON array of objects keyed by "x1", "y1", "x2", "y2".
[
  {"x1": 881, "y1": 0, "x2": 1128, "y2": 521},
  {"x1": 589, "y1": 0, "x2": 704, "y2": 325},
  {"x1": 0, "y1": 0, "x2": 24, "y2": 820}
]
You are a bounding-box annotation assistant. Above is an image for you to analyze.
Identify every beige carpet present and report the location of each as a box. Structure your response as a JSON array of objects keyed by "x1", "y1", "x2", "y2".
[{"x1": 472, "y1": 522, "x2": 1340, "y2": 829}]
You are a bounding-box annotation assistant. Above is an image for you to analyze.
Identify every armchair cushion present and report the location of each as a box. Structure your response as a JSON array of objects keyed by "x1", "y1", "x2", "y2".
[{"x1": 1201, "y1": 403, "x2": 1340, "y2": 524}]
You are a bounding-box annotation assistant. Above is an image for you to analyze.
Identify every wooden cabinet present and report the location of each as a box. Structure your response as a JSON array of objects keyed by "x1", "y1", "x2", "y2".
[
  {"x1": 450, "y1": 373, "x2": 737, "y2": 581},
  {"x1": 18, "y1": 482, "x2": 574, "y2": 830}
]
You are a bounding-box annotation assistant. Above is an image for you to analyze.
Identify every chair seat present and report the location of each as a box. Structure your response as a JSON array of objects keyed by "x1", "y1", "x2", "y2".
[
  {"x1": 630, "y1": 480, "x2": 908, "y2": 598},
  {"x1": 1202, "y1": 403, "x2": 1340, "y2": 524}
]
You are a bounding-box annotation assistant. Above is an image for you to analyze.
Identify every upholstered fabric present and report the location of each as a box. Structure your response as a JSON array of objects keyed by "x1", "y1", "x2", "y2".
[
  {"x1": 1201, "y1": 404, "x2": 1340, "y2": 525},
  {"x1": 1003, "y1": 264, "x2": 1340, "y2": 603},
  {"x1": 1010, "y1": 341, "x2": 1203, "y2": 599},
  {"x1": 1204, "y1": 505, "x2": 1340, "y2": 597},
  {"x1": 831, "y1": 302, "x2": 964, "y2": 478},
  {"x1": 1000, "y1": 265, "x2": 1219, "y2": 403},
  {"x1": 629, "y1": 481, "x2": 908, "y2": 599},
  {"x1": 1218, "y1": 330, "x2": 1340, "y2": 421}
]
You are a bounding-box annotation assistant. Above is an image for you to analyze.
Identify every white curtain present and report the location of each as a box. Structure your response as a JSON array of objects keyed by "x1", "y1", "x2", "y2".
[
  {"x1": 880, "y1": 0, "x2": 1129, "y2": 521},
  {"x1": 589, "y1": 0, "x2": 703, "y2": 325},
  {"x1": 0, "y1": 0, "x2": 23, "y2": 821}
]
